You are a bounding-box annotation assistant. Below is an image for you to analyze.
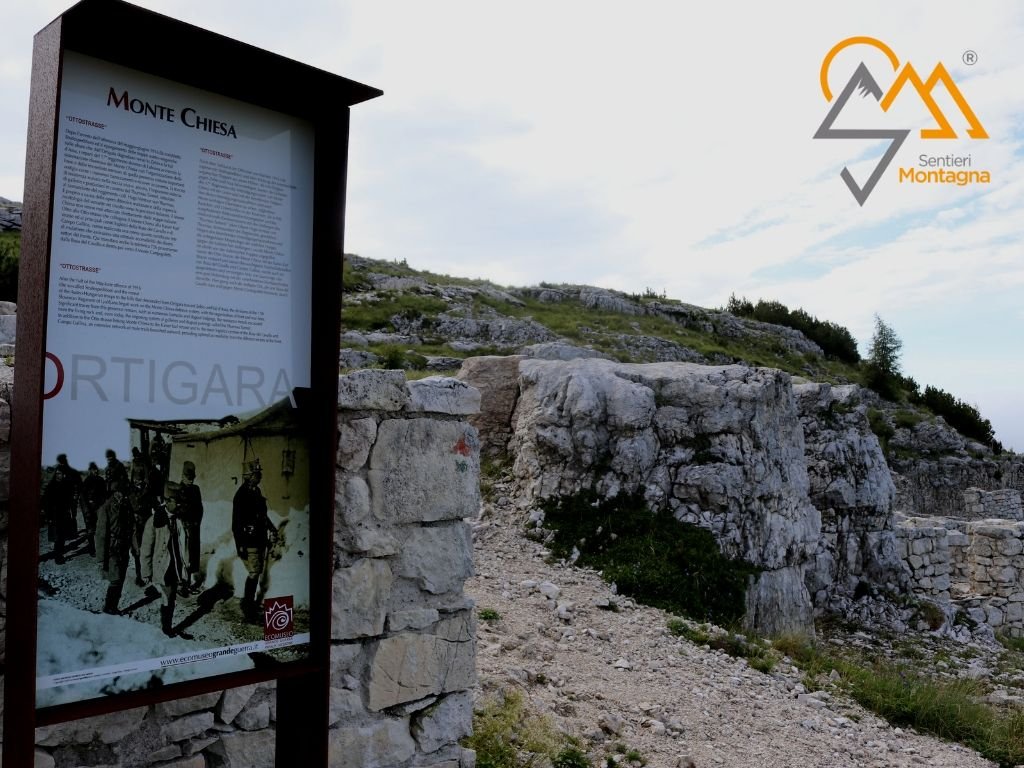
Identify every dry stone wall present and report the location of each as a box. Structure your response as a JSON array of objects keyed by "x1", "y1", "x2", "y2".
[
  {"x1": 0, "y1": 371, "x2": 480, "y2": 768},
  {"x1": 897, "y1": 514, "x2": 1024, "y2": 638},
  {"x1": 962, "y1": 487, "x2": 1023, "y2": 521}
]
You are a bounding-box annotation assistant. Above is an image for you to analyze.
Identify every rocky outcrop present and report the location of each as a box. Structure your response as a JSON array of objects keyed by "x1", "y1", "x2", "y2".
[
  {"x1": 0, "y1": 198, "x2": 20, "y2": 232},
  {"x1": 507, "y1": 358, "x2": 821, "y2": 635},
  {"x1": 457, "y1": 355, "x2": 525, "y2": 458},
  {"x1": 794, "y1": 382, "x2": 908, "y2": 608},
  {"x1": 461, "y1": 355, "x2": 983, "y2": 637}
]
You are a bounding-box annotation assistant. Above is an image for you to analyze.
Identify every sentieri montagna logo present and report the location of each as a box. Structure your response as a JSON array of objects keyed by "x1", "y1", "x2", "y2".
[{"x1": 814, "y1": 36, "x2": 989, "y2": 205}]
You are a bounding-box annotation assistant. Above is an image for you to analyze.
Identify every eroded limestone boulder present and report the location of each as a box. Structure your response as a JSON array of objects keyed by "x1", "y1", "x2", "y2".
[
  {"x1": 794, "y1": 382, "x2": 908, "y2": 605},
  {"x1": 509, "y1": 358, "x2": 820, "y2": 634}
]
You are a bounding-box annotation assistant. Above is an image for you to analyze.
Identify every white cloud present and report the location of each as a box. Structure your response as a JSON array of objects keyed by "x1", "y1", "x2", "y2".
[{"x1": 1, "y1": 0, "x2": 1021, "y2": 447}]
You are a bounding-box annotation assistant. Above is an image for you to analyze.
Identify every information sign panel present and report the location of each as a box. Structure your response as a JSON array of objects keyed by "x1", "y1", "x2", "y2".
[{"x1": 37, "y1": 50, "x2": 317, "y2": 708}]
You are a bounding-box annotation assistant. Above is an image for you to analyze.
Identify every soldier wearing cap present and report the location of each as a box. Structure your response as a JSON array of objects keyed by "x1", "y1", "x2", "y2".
[
  {"x1": 95, "y1": 471, "x2": 134, "y2": 614},
  {"x1": 42, "y1": 460, "x2": 77, "y2": 565},
  {"x1": 232, "y1": 461, "x2": 277, "y2": 623},
  {"x1": 81, "y1": 461, "x2": 107, "y2": 556},
  {"x1": 173, "y1": 460, "x2": 204, "y2": 595}
]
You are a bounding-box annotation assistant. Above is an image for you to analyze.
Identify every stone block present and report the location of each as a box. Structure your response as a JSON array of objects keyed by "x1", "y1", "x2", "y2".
[
  {"x1": 219, "y1": 684, "x2": 260, "y2": 724},
  {"x1": 335, "y1": 476, "x2": 371, "y2": 525},
  {"x1": 330, "y1": 643, "x2": 364, "y2": 678},
  {"x1": 367, "y1": 613, "x2": 476, "y2": 711},
  {"x1": 338, "y1": 418, "x2": 377, "y2": 471},
  {"x1": 155, "y1": 757, "x2": 205, "y2": 768},
  {"x1": 150, "y1": 744, "x2": 184, "y2": 761},
  {"x1": 406, "y1": 377, "x2": 481, "y2": 415},
  {"x1": 333, "y1": 558, "x2": 394, "y2": 639},
  {"x1": 327, "y1": 718, "x2": 416, "y2": 768},
  {"x1": 236, "y1": 701, "x2": 272, "y2": 731},
  {"x1": 1001, "y1": 538, "x2": 1024, "y2": 557},
  {"x1": 393, "y1": 523, "x2": 473, "y2": 595},
  {"x1": 329, "y1": 688, "x2": 365, "y2": 726},
  {"x1": 388, "y1": 608, "x2": 441, "y2": 632},
  {"x1": 412, "y1": 691, "x2": 473, "y2": 754},
  {"x1": 163, "y1": 712, "x2": 215, "y2": 742},
  {"x1": 369, "y1": 420, "x2": 480, "y2": 523},
  {"x1": 338, "y1": 370, "x2": 409, "y2": 411},
  {"x1": 209, "y1": 730, "x2": 276, "y2": 768},
  {"x1": 996, "y1": 566, "x2": 1018, "y2": 584},
  {"x1": 987, "y1": 605, "x2": 1005, "y2": 626},
  {"x1": 155, "y1": 692, "x2": 222, "y2": 718},
  {"x1": 1006, "y1": 602, "x2": 1024, "y2": 624},
  {"x1": 34, "y1": 750, "x2": 55, "y2": 768}
]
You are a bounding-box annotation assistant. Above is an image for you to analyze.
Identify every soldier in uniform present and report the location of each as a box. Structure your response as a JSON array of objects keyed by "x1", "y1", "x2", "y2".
[
  {"x1": 126, "y1": 447, "x2": 153, "y2": 587},
  {"x1": 81, "y1": 461, "x2": 107, "y2": 557},
  {"x1": 173, "y1": 461, "x2": 204, "y2": 595},
  {"x1": 232, "y1": 463, "x2": 277, "y2": 623},
  {"x1": 141, "y1": 481, "x2": 186, "y2": 636},
  {"x1": 94, "y1": 472, "x2": 134, "y2": 614},
  {"x1": 104, "y1": 449, "x2": 129, "y2": 494},
  {"x1": 42, "y1": 464, "x2": 76, "y2": 564}
]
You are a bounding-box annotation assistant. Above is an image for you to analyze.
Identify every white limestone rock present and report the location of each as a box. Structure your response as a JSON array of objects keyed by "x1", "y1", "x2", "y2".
[
  {"x1": 338, "y1": 369, "x2": 409, "y2": 412},
  {"x1": 369, "y1": 419, "x2": 480, "y2": 523},
  {"x1": 405, "y1": 376, "x2": 481, "y2": 416}
]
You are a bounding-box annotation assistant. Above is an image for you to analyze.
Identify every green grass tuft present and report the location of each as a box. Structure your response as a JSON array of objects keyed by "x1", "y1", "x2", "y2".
[{"x1": 542, "y1": 490, "x2": 760, "y2": 626}]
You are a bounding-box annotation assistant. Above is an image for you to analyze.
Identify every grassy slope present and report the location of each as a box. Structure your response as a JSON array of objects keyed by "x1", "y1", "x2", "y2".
[{"x1": 341, "y1": 255, "x2": 866, "y2": 386}]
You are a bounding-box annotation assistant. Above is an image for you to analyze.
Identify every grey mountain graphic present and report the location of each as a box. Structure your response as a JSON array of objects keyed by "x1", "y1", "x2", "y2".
[{"x1": 813, "y1": 62, "x2": 910, "y2": 206}]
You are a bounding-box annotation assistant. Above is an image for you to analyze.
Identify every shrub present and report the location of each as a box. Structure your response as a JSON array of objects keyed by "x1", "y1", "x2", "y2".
[
  {"x1": 552, "y1": 747, "x2": 593, "y2": 768},
  {"x1": 542, "y1": 490, "x2": 760, "y2": 625},
  {"x1": 725, "y1": 294, "x2": 860, "y2": 363},
  {"x1": 464, "y1": 689, "x2": 590, "y2": 768},
  {"x1": 893, "y1": 409, "x2": 925, "y2": 429},
  {"x1": 867, "y1": 408, "x2": 894, "y2": 455},
  {"x1": 478, "y1": 608, "x2": 501, "y2": 622},
  {"x1": 911, "y1": 385, "x2": 997, "y2": 447},
  {"x1": 379, "y1": 345, "x2": 407, "y2": 370}
]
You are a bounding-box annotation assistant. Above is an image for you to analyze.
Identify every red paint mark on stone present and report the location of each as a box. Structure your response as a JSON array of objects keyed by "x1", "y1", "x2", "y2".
[{"x1": 453, "y1": 436, "x2": 472, "y2": 457}]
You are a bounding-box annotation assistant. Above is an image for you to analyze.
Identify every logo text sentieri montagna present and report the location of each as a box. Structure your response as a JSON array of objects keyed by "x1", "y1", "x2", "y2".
[{"x1": 813, "y1": 36, "x2": 989, "y2": 205}]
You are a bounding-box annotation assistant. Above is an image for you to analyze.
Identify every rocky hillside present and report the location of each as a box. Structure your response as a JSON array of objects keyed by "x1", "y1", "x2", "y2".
[
  {"x1": 342, "y1": 255, "x2": 832, "y2": 375},
  {"x1": 340, "y1": 254, "x2": 1020, "y2": 516},
  {"x1": 0, "y1": 198, "x2": 20, "y2": 232}
]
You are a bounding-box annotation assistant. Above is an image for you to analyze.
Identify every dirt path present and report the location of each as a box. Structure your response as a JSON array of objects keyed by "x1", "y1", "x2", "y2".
[{"x1": 466, "y1": 497, "x2": 998, "y2": 768}]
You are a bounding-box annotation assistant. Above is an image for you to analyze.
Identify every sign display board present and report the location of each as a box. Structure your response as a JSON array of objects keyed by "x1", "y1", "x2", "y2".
[
  {"x1": 36, "y1": 50, "x2": 316, "y2": 708},
  {"x1": 7, "y1": 9, "x2": 377, "y2": 766}
]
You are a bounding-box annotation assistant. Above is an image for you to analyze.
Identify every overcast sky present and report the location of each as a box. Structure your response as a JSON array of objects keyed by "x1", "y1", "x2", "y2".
[{"x1": 2, "y1": 1, "x2": 1021, "y2": 450}]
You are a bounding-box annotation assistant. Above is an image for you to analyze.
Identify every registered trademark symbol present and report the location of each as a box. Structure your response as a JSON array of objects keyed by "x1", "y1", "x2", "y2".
[{"x1": 963, "y1": 50, "x2": 978, "y2": 65}]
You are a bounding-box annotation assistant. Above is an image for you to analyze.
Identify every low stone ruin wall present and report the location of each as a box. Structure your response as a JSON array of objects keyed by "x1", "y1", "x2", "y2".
[
  {"x1": 963, "y1": 487, "x2": 1024, "y2": 521},
  {"x1": 0, "y1": 371, "x2": 481, "y2": 768},
  {"x1": 897, "y1": 515, "x2": 1024, "y2": 638}
]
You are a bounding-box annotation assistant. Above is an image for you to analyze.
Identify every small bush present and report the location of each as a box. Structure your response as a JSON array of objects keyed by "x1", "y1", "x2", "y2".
[
  {"x1": 542, "y1": 491, "x2": 760, "y2": 625},
  {"x1": 867, "y1": 408, "x2": 894, "y2": 455},
  {"x1": 478, "y1": 608, "x2": 501, "y2": 622},
  {"x1": 379, "y1": 345, "x2": 407, "y2": 370},
  {"x1": 893, "y1": 410, "x2": 925, "y2": 429},
  {"x1": 465, "y1": 689, "x2": 591, "y2": 768},
  {"x1": 553, "y1": 747, "x2": 593, "y2": 768},
  {"x1": 725, "y1": 294, "x2": 861, "y2": 363}
]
